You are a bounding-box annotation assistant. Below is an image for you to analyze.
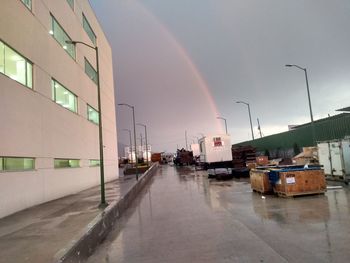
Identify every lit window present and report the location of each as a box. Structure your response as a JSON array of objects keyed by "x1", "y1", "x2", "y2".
[
  {"x1": 87, "y1": 105, "x2": 99, "y2": 124},
  {"x1": 82, "y1": 14, "x2": 96, "y2": 45},
  {"x1": 0, "y1": 157, "x2": 34, "y2": 171},
  {"x1": 54, "y1": 159, "x2": 80, "y2": 168},
  {"x1": 52, "y1": 79, "x2": 77, "y2": 113},
  {"x1": 51, "y1": 15, "x2": 76, "y2": 59},
  {"x1": 84, "y1": 58, "x2": 97, "y2": 84},
  {"x1": 21, "y1": 0, "x2": 32, "y2": 10},
  {"x1": 66, "y1": 0, "x2": 74, "y2": 10},
  {"x1": 89, "y1": 160, "x2": 100, "y2": 167},
  {"x1": 0, "y1": 40, "x2": 33, "y2": 88}
]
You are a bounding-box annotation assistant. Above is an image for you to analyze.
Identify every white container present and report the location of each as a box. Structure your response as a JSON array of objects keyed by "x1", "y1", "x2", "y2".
[
  {"x1": 199, "y1": 134, "x2": 232, "y2": 163},
  {"x1": 318, "y1": 139, "x2": 350, "y2": 181}
]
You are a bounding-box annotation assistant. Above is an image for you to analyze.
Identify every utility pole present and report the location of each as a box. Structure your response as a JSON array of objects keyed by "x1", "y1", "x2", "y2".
[{"x1": 257, "y1": 118, "x2": 263, "y2": 138}]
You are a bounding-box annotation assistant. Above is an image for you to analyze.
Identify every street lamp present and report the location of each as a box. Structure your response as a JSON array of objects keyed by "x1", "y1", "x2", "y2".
[
  {"x1": 198, "y1": 132, "x2": 205, "y2": 138},
  {"x1": 122, "y1": 129, "x2": 133, "y2": 163},
  {"x1": 217, "y1": 116, "x2": 228, "y2": 134},
  {"x1": 66, "y1": 40, "x2": 106, "y2": 207},
  {"x1": 285, "y1": 64, "x2": 316, "y2": 145},
  {"x1": 118, "y1": 103, "x2": 139, "y2": 180},
  {"x1": 137, "y1": 123, "x2": 149, "y2": 167},
  {"x1": 236, "y1": 101, "x2": 254, "y2": 140}
]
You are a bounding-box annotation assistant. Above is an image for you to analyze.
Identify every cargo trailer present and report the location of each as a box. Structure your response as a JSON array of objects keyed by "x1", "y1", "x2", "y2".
[
  {"x1": 318, "y1": 139, "x2": 350, "y2": 182},
  {"x1": 199, "y1": 134, "x2": 233, "y2": 178}
]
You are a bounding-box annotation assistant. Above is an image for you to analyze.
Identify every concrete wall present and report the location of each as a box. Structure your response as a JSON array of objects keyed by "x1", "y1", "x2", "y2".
[{"x1": 0, "y1": 0, "x2": 118, "y2": 218}]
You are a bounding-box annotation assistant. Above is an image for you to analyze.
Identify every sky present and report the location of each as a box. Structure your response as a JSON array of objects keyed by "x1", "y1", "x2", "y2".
[{"x1": 90, "y1": 0, "x2": 350, "y2": 153}]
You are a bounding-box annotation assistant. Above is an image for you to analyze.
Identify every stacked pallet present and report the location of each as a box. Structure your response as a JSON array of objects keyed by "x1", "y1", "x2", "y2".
[{"x1": 231, "y1": 146, "x2": 256, "y2": 168}]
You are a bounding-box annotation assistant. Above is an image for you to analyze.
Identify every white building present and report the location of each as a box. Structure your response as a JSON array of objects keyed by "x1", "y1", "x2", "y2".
[
  {"x1": 0, "y1": 0, "x2": 118, "y2": 218},
  {"x1": 124, "y1": 145, "x2": 151, "y2": 163}
]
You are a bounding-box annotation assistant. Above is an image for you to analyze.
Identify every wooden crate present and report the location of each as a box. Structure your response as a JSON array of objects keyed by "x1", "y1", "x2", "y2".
[
  {"x1": 250, "y1": 169, "x2": 273, "y2": 194},
  {"x1": 273, "y1": 169, "x2": 326, "y2": 197}
]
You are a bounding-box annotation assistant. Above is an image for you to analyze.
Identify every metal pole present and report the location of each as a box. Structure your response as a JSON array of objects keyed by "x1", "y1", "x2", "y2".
[
  {"x1": 144, "y1": 125, "x2": 149, "y2": 167},
  {"x1": 247, "y1": 103, "x2": 254, "y2": 140},
  {"x1": 140, "y1": 133, "x2": 143, "y2": 162},
  {"x1": 95, "y1": 47, "x2": 107, "y2": 207},
  {"x1": 257, "y1": 118, "x2": 262, "y2": 138},
  {"x1": 185, "y1": 130, "x2": 188, "y2": 150},
  {"x1": 129, "y1": 131, "x2": 132, "y2": 163},
  {"x1": 304, "y1": 69, "x2": 316, "y2": 145},
  {"x1": 66, "y1": 40, "x2": 107, "y2": 207},
  {"x1": 131, "y1": 106, "x2": 139, "y2": 180},
  {"x1": 217, "y1": 117, "x2": 228, "y2": 135},
  {"x1": 285, "y1": 65, "x2": 316, "y2": 145}
]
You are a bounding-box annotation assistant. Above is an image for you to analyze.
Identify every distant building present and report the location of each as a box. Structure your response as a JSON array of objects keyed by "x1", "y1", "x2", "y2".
[{"x1": 0, "y1": 0, "x2": 118, "y2": 218}]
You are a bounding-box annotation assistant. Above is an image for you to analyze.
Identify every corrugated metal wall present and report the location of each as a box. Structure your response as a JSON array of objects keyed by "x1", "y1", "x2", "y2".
[{"x1": 233, "y1": 113, "x2": 350, "y2": 158}]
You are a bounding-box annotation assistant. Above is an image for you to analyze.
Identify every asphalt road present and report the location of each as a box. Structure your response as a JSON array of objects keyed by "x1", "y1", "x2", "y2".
[{"x1": 87, "y1": 165, "x2": 350, "y2": 263}]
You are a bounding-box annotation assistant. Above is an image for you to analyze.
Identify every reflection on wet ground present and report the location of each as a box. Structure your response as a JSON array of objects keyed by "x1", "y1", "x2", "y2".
[{"x1": 88, "y1": 165, "x2": 350, "y2": 263}]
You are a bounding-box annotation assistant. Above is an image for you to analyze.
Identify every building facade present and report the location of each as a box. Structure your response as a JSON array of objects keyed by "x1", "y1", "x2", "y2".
[
  {"x1": 233, "y1": 113, "x2": 350, "y2": 158},
  {"x1": 0, "y1": 0, "x2": 118, "y2": 218}
]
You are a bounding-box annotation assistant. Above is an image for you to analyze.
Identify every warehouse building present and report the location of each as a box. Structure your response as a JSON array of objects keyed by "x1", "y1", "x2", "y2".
[
  {"x1": 233, "y1": 112, "x2": 350, "y2": 158},
  {"x1": 0, "y1": 0, "x2": 118, "y2": 218}
]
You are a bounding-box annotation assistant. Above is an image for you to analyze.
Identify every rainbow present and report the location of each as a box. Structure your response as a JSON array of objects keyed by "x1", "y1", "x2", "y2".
[{"x1": 133, "y1": 1, "x2": 223, "y2": 133}]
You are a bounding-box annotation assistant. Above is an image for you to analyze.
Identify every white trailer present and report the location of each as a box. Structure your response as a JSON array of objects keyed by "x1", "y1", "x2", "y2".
[
  {"x1": 318, "y1": 139, "x2": 350, "y2": 182},
  {"x1": 199, "y1": 134, "x2": 232, "y2": 178},
  {"x1": 190, "y1": 143, "x2": 200, "y2": 156}
]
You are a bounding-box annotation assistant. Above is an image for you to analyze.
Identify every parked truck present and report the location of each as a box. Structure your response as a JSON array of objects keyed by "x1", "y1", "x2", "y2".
[
  {"x1": 318, "y1": 139, "x2": 350, "y2": 182},
  {"x1": 199, "y1": 134, "x2": 233, "y2": 179}
]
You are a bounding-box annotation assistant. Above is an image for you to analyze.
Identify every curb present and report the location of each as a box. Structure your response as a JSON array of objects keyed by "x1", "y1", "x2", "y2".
[{"x1": 53, "y1": 163, "x2": 159, "y2": 263}]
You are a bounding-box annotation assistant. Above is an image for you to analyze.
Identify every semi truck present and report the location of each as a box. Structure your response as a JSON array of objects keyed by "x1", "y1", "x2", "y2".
[{"x1": 199, "y1": 134, "x2": 233, "y2": 179}]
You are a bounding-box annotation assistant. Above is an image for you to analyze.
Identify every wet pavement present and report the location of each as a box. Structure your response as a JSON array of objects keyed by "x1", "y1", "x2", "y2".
[
  {"x1": 0, "y1": 170, "x2": 136, "y2": 263},
  {"x1": 88, "y1": 165, "x2": 350, "y2": 263}
]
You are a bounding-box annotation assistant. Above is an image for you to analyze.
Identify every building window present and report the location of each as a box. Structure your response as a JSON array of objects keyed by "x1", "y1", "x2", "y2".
[
  {"x1": 21, "y1": 0, "x2": 32, "y2": 10},
  {"x1": 82, "y1": 14, "x2": 96, "y2": 45},
  {"x1": 84, "y1": 58, "x2": 97, "y2": 84},
  {"x1": 52, "y1": 79, "x2": 77, "y2": 113},
  {"x1": 66, "y1": 0, "x2": 74, "y2": 10},
  {"x1": 0, "y1": 40, "x2": 33, "y2": 88},
  {"x1": 54, "y1": 159, "x2": 80, "y2": 168},
  {"x1": 89, "y1": 160, "x2": 100, "y2": 167},
  {"x1": 87, "y1": 105, "x2": 99, "y2": 124},
  {"x1": 50, "y1": 15, "x2": 76, "y2": 59},
  {"x1": 0, "y1": 157, "x2": 34, "y2": 171}
]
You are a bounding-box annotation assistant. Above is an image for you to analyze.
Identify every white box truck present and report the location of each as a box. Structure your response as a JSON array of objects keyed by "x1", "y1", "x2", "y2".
[
  {"x1": 318, "y1": 139, "x2": 350, "y2": 182},
  {"x1": 199, "y1": 134, "x2": 233, "y2": 178}
]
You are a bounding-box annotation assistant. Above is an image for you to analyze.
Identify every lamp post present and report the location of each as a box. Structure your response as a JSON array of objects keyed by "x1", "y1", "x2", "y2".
[
  {"x1": 66, "y1": 40, "x2": 106, "y2": 207},
  {"x1": 236, "y1": 101, "x2": 254, "y2": 140},
  {"x1": 137, "y1": 123, "x2": 149, "y2": 167},
  {"x1": 118, "y1": 103, "x2": 138, "y2": 180},
  {"x1": 217, "y1": 116, "x2": 228, "y2": 134},
  {"x1": 285, "y1": 64, "x2": 316, "y2": 145},
  {"x1": 123, "y1": 129, "x2": 133, "y2": 163}
]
